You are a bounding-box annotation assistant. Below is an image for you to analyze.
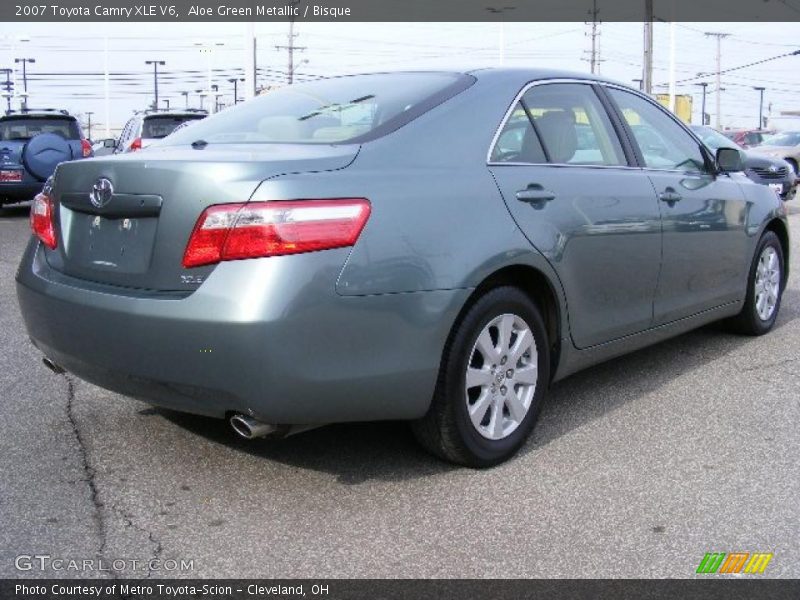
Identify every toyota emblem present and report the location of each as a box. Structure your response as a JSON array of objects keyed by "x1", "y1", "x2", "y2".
[{"x1": 90, "y1": 177, "x2": 114, "y2": 208}]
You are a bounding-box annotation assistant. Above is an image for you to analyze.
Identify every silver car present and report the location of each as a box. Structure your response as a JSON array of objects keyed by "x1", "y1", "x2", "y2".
[
  {"x1": 115, "y1": 109, "x2": 207, "y2": 153},
  {"x1": 16, "y1": 69, "x2": 789, "y2": 466}
]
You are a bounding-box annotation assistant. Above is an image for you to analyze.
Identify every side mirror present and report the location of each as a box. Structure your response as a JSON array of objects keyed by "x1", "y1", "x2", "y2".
[
  {"x1": 103, "y1": 138, "x2": 116, "y2": 148},
  {"x1": 716, "y1": 147, "x2": 745, "y2": 173}
]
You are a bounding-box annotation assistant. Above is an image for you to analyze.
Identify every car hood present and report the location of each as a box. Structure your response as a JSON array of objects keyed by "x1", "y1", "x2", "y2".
[
  {"x1": 742, "y1": 151, "x2": 791, "y2": 170},
  {"x1": 751, "y1": 145, "x2": 796, "y2": 156}
]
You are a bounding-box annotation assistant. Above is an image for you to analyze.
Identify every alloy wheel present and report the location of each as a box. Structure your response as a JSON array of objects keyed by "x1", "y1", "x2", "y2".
[
  {"x1": 754, "y1": 246, "x2": 781, "y2": 322},
  {"x1": 464, "y1": 313, "x2": 538, "y2": 440}
]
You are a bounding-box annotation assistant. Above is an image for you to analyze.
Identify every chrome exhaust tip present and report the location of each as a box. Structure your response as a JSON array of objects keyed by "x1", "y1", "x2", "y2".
[
  {"x1": 42, "y1": 357, "x2": 66, "y2": 375},
  {"x1": 229, "y1": 414, "x2": 277, "y2": 440}
]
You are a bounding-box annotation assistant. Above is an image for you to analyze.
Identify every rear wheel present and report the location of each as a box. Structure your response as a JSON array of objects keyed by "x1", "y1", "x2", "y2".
[
  {"x1": 728, "y1": 230, "x2": 784, "y2": 336},
  {"x1": 412, "y1": 286, "x2": 550, "y2": 467}
]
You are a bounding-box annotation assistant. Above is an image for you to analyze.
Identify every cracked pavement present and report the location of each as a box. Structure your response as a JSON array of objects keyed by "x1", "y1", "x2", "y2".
[{"x1": 1, "y1": 202, "x2": 799, "y2": 579}]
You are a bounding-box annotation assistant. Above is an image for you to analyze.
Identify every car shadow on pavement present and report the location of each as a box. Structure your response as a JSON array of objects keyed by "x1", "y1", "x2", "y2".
[
  {"x1": 158, "y1": 410, "x2": 449, "y2": 483},
  {"x1": 156, "y1": 288, "x2": 799, "y2": 480},
  {"x1": 0, "y1": 202, "x2": 31, "y2": 218},
  {"x1": 527, "y1": 287, "x2": 800, "y2": 453}
]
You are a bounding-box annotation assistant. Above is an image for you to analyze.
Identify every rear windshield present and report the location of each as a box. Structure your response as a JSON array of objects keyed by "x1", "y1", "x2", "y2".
[
  {"x1": 0, "y1": 116, "x2": 80, "y2": 141},
  {"x1": 142, "y1": 115, "x2": 206, "y2": 139},
  {"x1": 160, "y1": 72, "x2": 472, "y2": 146}
]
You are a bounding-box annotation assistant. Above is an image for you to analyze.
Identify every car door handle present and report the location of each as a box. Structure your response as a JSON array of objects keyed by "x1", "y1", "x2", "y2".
[
  {"x1": 516, "y1": 185, "x2": 556, "y2": 205},
  {"x1": 658, "y1": 188, "x2": 682, "y2": 204}
]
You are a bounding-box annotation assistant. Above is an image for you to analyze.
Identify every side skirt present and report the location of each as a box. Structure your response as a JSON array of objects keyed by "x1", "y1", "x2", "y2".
[{"x1": 552, "y1": 301, "x2": 743, "y2": 382}]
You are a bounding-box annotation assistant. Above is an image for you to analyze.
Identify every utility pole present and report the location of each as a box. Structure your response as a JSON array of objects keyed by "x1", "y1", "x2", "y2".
[
  {"x1": 705, "y1": 32, "x2": 729, "y2": 130},
  {"x1": 276, "y1": 1, "x2": 306, "y2": 85},
  {"x1": 14, "y1": 58, "x2": 35, "y2": 109},
  {"x1": 754, "y1": 86, "x2": 765, "y2": 129},
  {"x1": 588, "y1": 0, "x2": 600, "y2": 74},
  {"x1": 643, "y1": 0, "x2": 653, "y2": 94},
  {"x1": 103, "y1": 35, "x2": 110, "y2": 138},
  {"x1": 243, "y1": 22, "x2": 257, "y2": 100},
  {"x1": 0, "y1": 68, "x2": 12, "y2": 113},
  {"x1": 695, "y1": 82, "x2": 708, "y2": 125},
  {"x1": 85, "y1": 111, "x2": 94, "y2": 140},
  {"x1": 145, "y1": 60, "x2": 165, "y2": 110}
]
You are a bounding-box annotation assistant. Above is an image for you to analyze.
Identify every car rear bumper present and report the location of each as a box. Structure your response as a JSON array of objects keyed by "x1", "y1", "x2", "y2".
[
  {"x1": 0, "y1": 182, "x2": 43, "y2": 202},
  {"x1": 16, "y1": 240, "x2": 466, "y2": 424}
]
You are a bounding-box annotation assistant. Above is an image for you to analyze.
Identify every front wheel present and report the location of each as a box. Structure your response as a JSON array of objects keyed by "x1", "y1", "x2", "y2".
[
  {"x1": 412, "y1": 286, "x2": 550, "y2": 467},
  {"x1": 728, "y1": 230, "x2": 785, "y2": 336}
]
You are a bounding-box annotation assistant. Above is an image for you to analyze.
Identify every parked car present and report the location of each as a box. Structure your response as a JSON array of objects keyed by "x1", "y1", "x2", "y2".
[
  {"x1": 16, "y1": 70, "x2": 789, "y2": 466},
  {"x1": 0, "y1": 109, "x2": 92, "y2": 206},
  {"x1": 92, "y1": 138, "x2": 117, "y2": 157},
  {"x1": 723, "y1": 128, "x2": 773, "y2": 149},
  {"x1": 691, "y1": 125, "x2": 796, "y2": 200},
  {"x1": 751, "y1": 131, "x2": 800, "y2": 176},
  {"x1": 115, "y1": 109, "x2": 207, "y2": 153}
]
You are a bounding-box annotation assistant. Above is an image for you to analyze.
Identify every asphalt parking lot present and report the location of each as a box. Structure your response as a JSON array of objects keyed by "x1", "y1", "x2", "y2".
[{"x1": 1, "y1": 201, "x2": 798, "y2": 579}]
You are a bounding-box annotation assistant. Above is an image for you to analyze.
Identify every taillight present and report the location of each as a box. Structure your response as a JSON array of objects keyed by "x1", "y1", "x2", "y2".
[
  {"x1": 130, "y1": 137, "x2": 142, "y2": 152},
  {"x1": 183, "y1": 199, "x2": 371, "y2": 268},
  {"x1": 30, "y1": 191, "x2": 57, "y2": 249},
  {"x1": 80, "y1": 138, "x2": 92, "y2": 158}
]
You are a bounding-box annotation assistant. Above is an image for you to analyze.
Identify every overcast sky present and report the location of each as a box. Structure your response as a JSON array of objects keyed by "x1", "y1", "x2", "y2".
[{"x1": 2, "y1": 21, "x2": 799, "y2": 136}]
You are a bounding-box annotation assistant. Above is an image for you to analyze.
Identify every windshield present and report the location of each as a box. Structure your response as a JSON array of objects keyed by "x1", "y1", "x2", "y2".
[
  {"x1": 160, "y1": 72, "x2": 470, "y2": 146},
  {"x1": 762, "y1": 131, "x2": 800, "y2": 147},
  {"x1": 142, "y1": 115, "x2": 205, "y2": 139},
  {"x1": 0, "y1": 116, "x2": 80, "y2": 141},
  {"x1": 691, "y1": 126, "x2": 740, "y2": 151}
]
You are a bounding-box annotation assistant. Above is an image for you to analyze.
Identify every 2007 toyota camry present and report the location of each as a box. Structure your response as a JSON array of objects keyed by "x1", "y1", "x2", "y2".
[{"x1": 16, "y1": 69, "x2": 789, "y2": 466}]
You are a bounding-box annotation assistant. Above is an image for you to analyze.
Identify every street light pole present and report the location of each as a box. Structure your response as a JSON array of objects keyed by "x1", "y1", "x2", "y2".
[
  {"x1": 211, "y1": 84, "x2": 219, "y2": 112},
  {"x1": 145, "y1": 60, "x2": 165, "y2": 110},
  {"x1": 695, "y1": 82, "x2": 708, "y2": 125},
  {"x1": 228, "y1": 77, "x2": 244, "y2": 104},
  {"x1": 754, "y1": 86, "x2": 765, "y2": 130},
  {"x1": 14, "y1": 58, "x2": 35, "y2": 109}
]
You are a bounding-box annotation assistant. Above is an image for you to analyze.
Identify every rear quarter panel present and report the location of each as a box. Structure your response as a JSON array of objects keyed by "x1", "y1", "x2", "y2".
[{"x1": 252, "y1": 72, "x2": 570, "y2": 333}]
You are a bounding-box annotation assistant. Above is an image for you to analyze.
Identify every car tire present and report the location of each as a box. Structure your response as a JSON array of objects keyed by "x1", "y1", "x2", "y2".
[
  {"x1": 411, "y1": 286, "x2": 550, "y2": 467},
  {"x1": 727, "y1": 230, "x2": 784, "y2": 336}
]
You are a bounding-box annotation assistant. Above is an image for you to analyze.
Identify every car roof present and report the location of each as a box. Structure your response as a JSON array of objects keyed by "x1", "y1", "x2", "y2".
[
  {"x1": 141, "y1": 111, "x2": 207, "y2": 119},
  {"x1": 297, "y1": 67, "x2": 635, "y2": 92},
  {"x1": 1, "y1": 111, "x2": 76, "y2": 120}
]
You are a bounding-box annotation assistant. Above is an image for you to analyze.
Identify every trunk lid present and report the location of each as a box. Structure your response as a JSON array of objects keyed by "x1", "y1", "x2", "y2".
[{"x1": 45, "y1": 143, "x2": 359, "y2": 291}]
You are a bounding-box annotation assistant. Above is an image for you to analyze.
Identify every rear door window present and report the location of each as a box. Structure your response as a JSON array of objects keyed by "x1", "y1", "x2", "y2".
[
  {"x1": 142, "y1": 115, "x2": 205, "y2": 139},
  {"x1": 490, "y1": 103, "x2": 546, "y2": 163},
  {"x1": 521, "y1": 83, "x2": 626, "y2": 166},
  {"x1": 0, "y1": 117, "x2": 80, "y2": 141}
]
